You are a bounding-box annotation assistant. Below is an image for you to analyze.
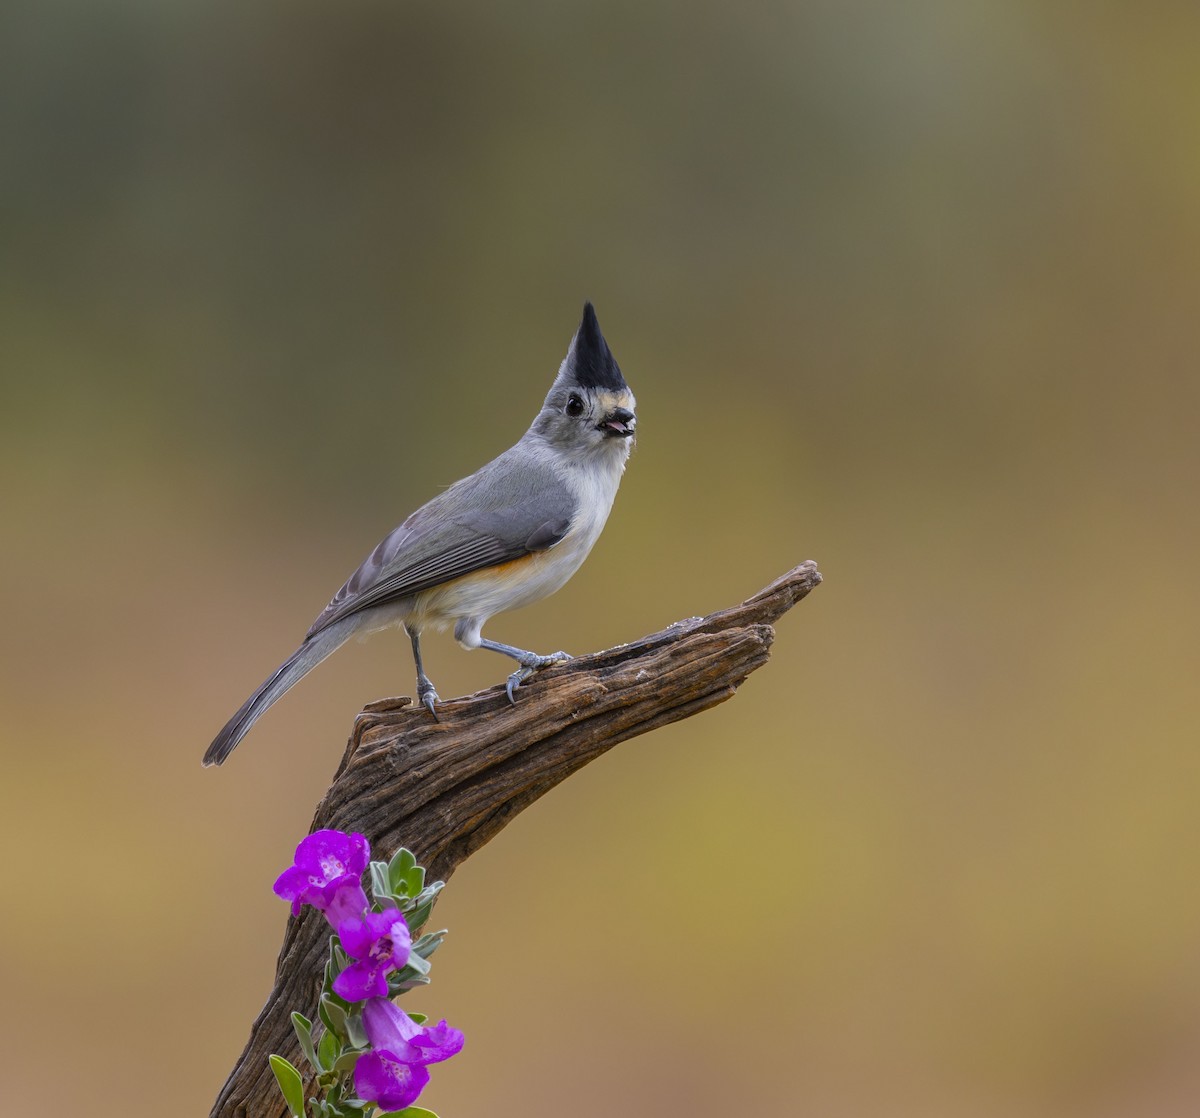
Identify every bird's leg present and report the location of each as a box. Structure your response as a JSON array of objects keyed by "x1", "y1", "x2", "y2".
[
  {"x1": 405, "y1": 624, "x2": 440, "y2": 720},
  {"x1": 475, "y1": 637, "x2": 572, "y2": 703}
]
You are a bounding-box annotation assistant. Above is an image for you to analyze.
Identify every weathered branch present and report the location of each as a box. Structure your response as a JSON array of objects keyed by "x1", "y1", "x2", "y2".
[{"x1": 210, "y1": 561, "x2": 822, "y2": 1118}]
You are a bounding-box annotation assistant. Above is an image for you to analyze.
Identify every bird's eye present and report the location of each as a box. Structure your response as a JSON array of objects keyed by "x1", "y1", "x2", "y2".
[{"x1": 565, "y1": 393, "x2": 585, "y2": 417}]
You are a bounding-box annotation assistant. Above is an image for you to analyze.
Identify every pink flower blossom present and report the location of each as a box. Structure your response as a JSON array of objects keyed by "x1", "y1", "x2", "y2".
[
  {"x1": 333, "y1": 909, "x2": 412, "y2": 1001},
  {"x1": 273, "y1": 830, "x2": 370, "y2": 920}
]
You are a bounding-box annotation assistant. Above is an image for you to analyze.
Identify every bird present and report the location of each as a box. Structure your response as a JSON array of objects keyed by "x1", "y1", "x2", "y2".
[{"x1": 203, "y1": 302, "x2": 636, "y2": 766}]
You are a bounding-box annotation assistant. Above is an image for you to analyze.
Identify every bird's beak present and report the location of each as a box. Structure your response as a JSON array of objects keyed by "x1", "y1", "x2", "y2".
[{"x1": 598, "y1": 406, "x2": 636, "y2": 438}]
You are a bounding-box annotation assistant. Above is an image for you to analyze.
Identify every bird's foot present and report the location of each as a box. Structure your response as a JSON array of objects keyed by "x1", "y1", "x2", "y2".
[
  {"x1": 416, "y1": 677, "x2": 441, "y2": 721},
  {"x1": 505, "y1": 651, "x2": 571, "y2": 704}
]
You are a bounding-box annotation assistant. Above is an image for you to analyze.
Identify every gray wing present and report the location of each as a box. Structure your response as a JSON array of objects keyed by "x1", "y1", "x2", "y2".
[{"x1": 306, "y1": 451, "x2": 576, "y2": 639}]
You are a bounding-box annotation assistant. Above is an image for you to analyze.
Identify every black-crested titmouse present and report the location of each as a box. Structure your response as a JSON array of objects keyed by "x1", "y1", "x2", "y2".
[{"x1": 203, "y1": 303, "x2": 636, "y2": 766}]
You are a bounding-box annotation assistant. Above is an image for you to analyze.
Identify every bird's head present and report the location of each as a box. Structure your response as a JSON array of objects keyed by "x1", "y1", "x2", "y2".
[{"x1": 533, "y1": 302, "x2": 637, "y2": 458}]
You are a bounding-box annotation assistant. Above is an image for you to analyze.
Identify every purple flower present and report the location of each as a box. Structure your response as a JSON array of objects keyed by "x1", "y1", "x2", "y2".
[
  {"x1": 354, "y1": 998, "x2": 465, "y2": 1111},
  {"x1": 273, "y1": 830, "x2": 371, "y2": 919},
  {"x1": 333, "y1": 909, "x2": 412, "y2": 1001},
  {"x1": 361, "y1": 997, "x2": 465, "y2": 1065},
  {"x1": 353, "y1": 1052, "x2": 430, "y2": 1112},
  {"x1": 322, "y1": 878, "x2": 370, "y2": 929}
]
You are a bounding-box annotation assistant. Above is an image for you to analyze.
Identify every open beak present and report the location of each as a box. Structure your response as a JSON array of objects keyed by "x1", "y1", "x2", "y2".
[{"x1": 598, "y1": 407, "x2": 636, "y2": 438}]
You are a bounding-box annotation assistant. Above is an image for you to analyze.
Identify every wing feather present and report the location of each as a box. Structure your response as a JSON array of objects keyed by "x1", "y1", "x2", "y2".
[{"x1": 306, "y1": 451, "x2": 575, "y2": 639}]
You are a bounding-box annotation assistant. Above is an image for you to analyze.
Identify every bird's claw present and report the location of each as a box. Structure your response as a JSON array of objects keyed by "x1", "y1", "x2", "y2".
[
  {"x1": 505, "y1": 651, "x2": 571, "y2": 704},
  {"x1": 504, "y1": 669, "x2": 530, "y2": 704},
  {"x1": 417, "y1": 680, "x2": 441, "y2": 722}
]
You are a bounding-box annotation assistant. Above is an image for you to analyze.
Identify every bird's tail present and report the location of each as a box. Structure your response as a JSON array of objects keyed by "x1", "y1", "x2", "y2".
[{"x1": 203, "y1": 623, "x2": 355, "y2": 766}]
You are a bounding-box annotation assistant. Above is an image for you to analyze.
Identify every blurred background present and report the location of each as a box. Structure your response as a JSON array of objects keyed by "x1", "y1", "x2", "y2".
[{"x1": 3, "y1": 2, "x2": 1199, "y2": 1115}]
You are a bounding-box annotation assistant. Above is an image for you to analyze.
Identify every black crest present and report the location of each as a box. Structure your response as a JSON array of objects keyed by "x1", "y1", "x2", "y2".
[{"x1": 566, "y1": 302, "x2": 628, "y2": 392}]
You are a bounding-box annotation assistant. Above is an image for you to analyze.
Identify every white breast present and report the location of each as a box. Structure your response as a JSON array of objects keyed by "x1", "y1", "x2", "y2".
[{"x1": 558, "y1": 445, "x2": 627, "y2": 562}]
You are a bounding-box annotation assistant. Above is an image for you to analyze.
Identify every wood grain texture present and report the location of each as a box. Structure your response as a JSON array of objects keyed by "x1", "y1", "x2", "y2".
[{"x1": 210, "y1": 561, "x2": 822, "y2": 1118}]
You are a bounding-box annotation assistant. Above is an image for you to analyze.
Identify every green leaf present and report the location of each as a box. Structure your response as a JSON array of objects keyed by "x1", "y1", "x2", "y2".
[
  {"x1": 387, "y1": 848, "x2": 417, "y2": 893},
  {"x1": 345, "y1": 1007, "x2": 368, "y2": 1048},
  {"x1": 332, "y1": 1048, "x2": 364, "y2": 1074},
  {"x1": 318, "y1": 1099, "x2": 363, "y2": 1118},
  {"x1": 390, "y1": 971, "x2": 431, "y2": 992},
  {"x1": 319, "y1": 994, "x2": 348, "y2": 1040},
  {"x1": 291, "y1": 1012, "x2": 319, "y2": 1071},
  {"x1": 412, "y1": 882, "x2": 443, "y2": 908},
  {"x1": 369, "y1": 861, "x2": 391, "y2": 902},
  {"x1": 410, "y1": 951, "x2": 433, "y2": 977},
  {"x1": 323, "y1": 935, "x2": 345, "y2": 995},
  {"x1": 402, "y1": 882, "x2": 444, "y2": 932},
  {"x1": 421, "y1": 877, "x2": 440, "y2": 895},
  {"x1": 403, "y1": 904, "x2": 431, "y2": 933},
  {"x1": 411, "y1": 930, "x2": 447, "y2": 961},
  {"x1": 403, "y1": 864, "x2": 426, "y2": 896},
  {"x1": 269, "y1": 1054, "x2": 307, "y2": 1118},
  {"x1": 394, "y1": 1108, "x2": 440, "y2": 1118},
  {"x1": 317, "y1": 1027, "x2": 340, "y2": 1072}
]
